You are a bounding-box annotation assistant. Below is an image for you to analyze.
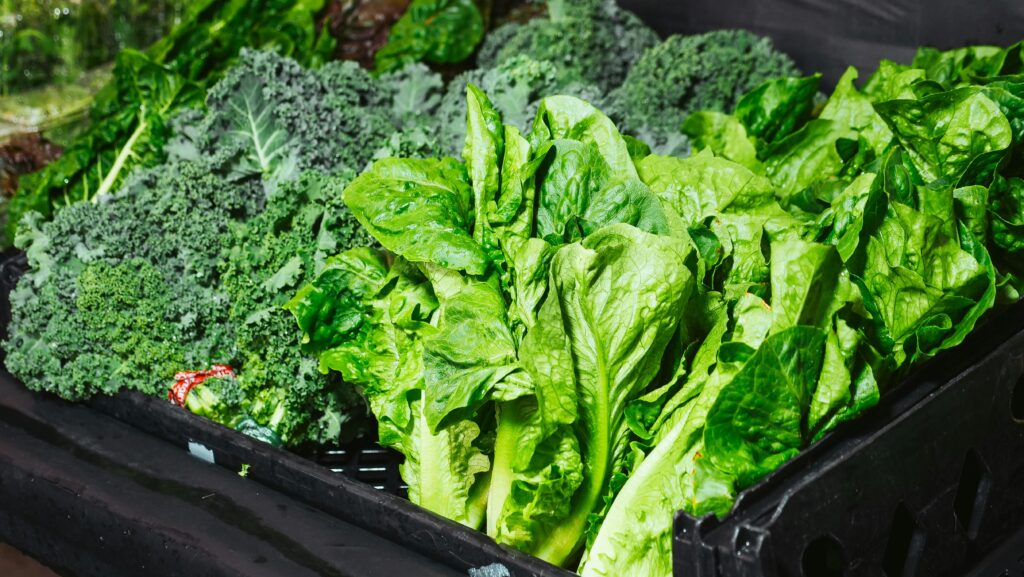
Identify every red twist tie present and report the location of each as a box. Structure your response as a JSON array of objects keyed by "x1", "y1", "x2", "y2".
[{"x1": 169, "y1": 364, "x2": 235, "y2": 407}]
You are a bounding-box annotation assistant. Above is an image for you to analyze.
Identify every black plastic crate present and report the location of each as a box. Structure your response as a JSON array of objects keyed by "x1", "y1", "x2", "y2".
[
  {"x1": 83, "y1": 384, "x2": 571, "y2": 577},
  {"x1": 311, "y1": 445, "x2": 408, "y2": 497},
  {"x1": 964, "y1": 524, "x2": 1024, "y2": 577},
  {"x1": 673, "y1": 298, "x2": 1024, "y2": 577}
]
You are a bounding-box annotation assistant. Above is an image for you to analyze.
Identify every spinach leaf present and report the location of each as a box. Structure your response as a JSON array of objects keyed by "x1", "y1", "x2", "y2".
[
  {"x1": 734, "y1": 75, "x2": 820, "y2": 145},
  {"x1": 875, "y1": 87, "x2": 1012, "y2": 183},
  {"x1": 374, "y1": 0, "x2": 484, "y2": 73}
]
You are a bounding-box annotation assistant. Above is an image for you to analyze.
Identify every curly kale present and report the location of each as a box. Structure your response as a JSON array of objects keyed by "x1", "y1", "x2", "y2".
[
  {"x1": 610, "y1": 30, "x2": 799, "y2": 154},
  {"x1": 9, "y1": 258, "x2": 186, "y2": 400},
  {"x1": 372, "y1": 127, "x2": 449, "y2": 161},
  {"x1": 173, "y1": 48, "x2": 393, "y2": 179},
  {"x1": 4, "y1": 50, "x2": 396, "y2": 446},
  {"x1": 221, "y1": 171, "x2": 372, "y2": 445},
  {"x1": 474, "y1": 20, "x2": 522, "y2": 69},
  {"x1": 5, "y1": 161, "x2": 262, "y2": 400},
  {"x1": 378, "y1": 63, "x2": 446, "y2": 131},
  {"x1": 476, "y1": 0, "x2": 658, "y2": 93}
]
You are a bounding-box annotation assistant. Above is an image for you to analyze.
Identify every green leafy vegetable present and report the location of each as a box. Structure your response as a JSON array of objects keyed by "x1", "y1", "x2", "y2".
[
  {"x1": 344, "y1": 157, "x2": 489, "y2": 275},
  {"x1": 611, "y1": 29, "x2": 799, "y2": 154},
  {"x1": 7, "y1": 0, "x2": 336, "y2": 244},
  {"x1": 704, "y1": 327, "x2": 827, "y2": 487},
  {"x1": 13, "y1": 11, "x2": 1024, "y2": 577},
  {"x1": 3, "y1": 49, "x2": 428, "y2": 446},
  {"x1": 476, "y1": 0, "x2": 659, "y2": 93},
  {"x1": 374, "y1": 0, "x2": 484, "y2": 73}
]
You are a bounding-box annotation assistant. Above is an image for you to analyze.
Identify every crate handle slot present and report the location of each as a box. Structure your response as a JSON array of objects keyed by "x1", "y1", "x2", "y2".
[
  {"x1": 801, "y1": 534, "x2": 845, "y2": 577},
  {"x1": 953, "y1": 449, "x2": 992, "y2": 542},
  {"x1": 1011, "y1": 373, "x2": 1024, "y2": 423},
  {"x1": 882, "y1": 503, "x2": 926, "y2": 577}
]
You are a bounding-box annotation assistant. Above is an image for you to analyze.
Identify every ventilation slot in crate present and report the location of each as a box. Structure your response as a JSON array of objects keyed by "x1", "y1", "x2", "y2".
[
  {"x1": 801, "y1": 534, "x2": 844, "y2": 577},
  {"x1": 1011, "y1": 373, "x2": 1024, "y2": 423},
  {"x1": 953, "y1": 449, "x2": 991, "y2": 541},
  {"x1": 882, "y1": 503, "x2": 926, "y2": 577}
]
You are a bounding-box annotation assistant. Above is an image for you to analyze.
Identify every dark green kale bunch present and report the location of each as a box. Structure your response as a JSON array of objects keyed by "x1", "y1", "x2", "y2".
[
  {"x1": 219, "y1": 171, "x2": 374, "y2": 446},
  {"x1": 4, "y1": 49, "x2": 405, "y2": 446},
  {"x1": 476, "y1": 0, "x2": 659, "y2": 93},
  {"x1": 6, "y1": 161, "x2": 262, "y2": 400},
  {"x1": 170, "y1": 48, "x2": 393, "y2": 179},
  {"x1": 610, "y1": 29, "x2": 799, "y2": 154}
]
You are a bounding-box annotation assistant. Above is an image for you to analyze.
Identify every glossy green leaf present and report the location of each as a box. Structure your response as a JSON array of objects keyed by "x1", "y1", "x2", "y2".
[
  {"x1": 343, "y1": 157, "x2": 490, "y2": 275},
  {"x1": 734, "y1": 75, "x2": 820, "y2": 145},
  {"x1": 875, "y1": 87, "x2": 1012, "y2": 183},
  {"x1": 374, "y1": 0, "x2": 484, "y2": 72},
  {"x1": 681, "y1": 111, "x2": 761, "y2": 171},
  {"x1": 704, "y1": 326, "x2": 827, "y2": 487},
  {"x1": 768, "y1": 238, "x2": 842, "y2": 332},
  {"x1": 424, "y1": 281, "x2": 525, "y2": 431},
  {"x1": 820, "y1": 67, "x2": 893, "y2": 155},
  {"x1": 637, "y1": 151, "x2": 774, "y2": 225},
  {"x1": 493, "y1": 224, "x2": 694, "y2": 564}
]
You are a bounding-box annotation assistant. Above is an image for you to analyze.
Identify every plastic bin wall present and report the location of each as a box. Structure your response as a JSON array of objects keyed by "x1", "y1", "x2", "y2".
[{"x1": 672, "y1": 298, "x2": 1024, "y2": 577}]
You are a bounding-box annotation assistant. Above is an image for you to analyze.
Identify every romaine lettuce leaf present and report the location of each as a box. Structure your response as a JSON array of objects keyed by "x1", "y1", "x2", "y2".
[{"x1": 491, "y1": 224, "x2": 695, "y2": 565}]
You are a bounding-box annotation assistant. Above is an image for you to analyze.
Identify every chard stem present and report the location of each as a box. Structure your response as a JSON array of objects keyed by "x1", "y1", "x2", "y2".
[{"x1": 94, "y1": 114, "x2": 148, "y2": 202}]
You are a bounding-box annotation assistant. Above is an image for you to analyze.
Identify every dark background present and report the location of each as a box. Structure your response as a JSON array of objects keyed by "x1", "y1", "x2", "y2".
[{"x1": 621, "y1": 0, "x2": 1024, "y2": 87}]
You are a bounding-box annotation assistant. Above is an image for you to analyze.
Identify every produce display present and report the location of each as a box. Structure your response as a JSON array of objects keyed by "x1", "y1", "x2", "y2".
[{"x1": 3, "y1": 0, "x2": 1024, "y2": 575}]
